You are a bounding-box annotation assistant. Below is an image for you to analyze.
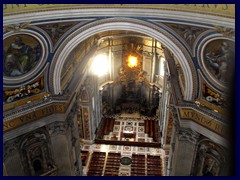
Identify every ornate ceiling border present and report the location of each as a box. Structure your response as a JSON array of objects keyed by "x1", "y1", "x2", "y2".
[{"x1": 3, "y1": 4, "x2": 235, "y2": 18}]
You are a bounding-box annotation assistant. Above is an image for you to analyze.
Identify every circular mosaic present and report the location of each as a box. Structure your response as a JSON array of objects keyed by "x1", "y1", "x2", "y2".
[
  {"x1": 202, "y1": 39, "x2": 235, "y2": 85},
  {"x1": 3, "y1": 34, "x2": 43, "y2": 77},
  {"x1": 120, "y1": 157, "x2": 132, "y2": 165}
]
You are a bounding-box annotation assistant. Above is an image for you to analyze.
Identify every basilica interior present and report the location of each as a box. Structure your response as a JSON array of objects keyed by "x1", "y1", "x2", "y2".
[{"x1": 3, "y1": 4, "x2": 235, "y2": 176}]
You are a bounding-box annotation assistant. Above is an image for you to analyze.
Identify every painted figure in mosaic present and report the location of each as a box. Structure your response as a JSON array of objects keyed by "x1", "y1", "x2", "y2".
[
  {"x1": 205, "y1": 41, "x2": 231, "y2": 82},
  {"x1": 4, "y1": 36, "x2": 41, "y2": 77}
]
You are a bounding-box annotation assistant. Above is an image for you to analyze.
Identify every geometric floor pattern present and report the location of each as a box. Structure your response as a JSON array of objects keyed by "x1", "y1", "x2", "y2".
[{"x1": 81, "y1": 113, "x2": 166, "y2": 176}]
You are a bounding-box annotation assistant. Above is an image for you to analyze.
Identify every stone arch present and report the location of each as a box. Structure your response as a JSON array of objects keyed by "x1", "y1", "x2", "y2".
[
  {"x1": 50, "y1": 18, "x2": 194, "y2": 100},
  {"x1": 19, "y1": 129, "x2": 54, "y2": 175},
  {"x1": 192, "y1": 138, "x2": 227, "y2": 176}
]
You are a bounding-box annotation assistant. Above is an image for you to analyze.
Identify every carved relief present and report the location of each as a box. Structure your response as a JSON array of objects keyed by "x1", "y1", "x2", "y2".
[
  {"x1": 214, "y1": 26, "x2": 235, "y2": 39},
  {"x1": 38, "y1": 22, "x2": 78, "y2": 46},
  {"x1": 164, "y1": 23, "x2": 207, "y2": 48},
  {"x1": 47, "y1": 122, "x2": 67, "y2": 136},
  {"x1": 178, "y1": 128, "x2": 200, "y2": 144},
  {"x1": 4, "y1": 22, "x2": 31, "y2": 33}
]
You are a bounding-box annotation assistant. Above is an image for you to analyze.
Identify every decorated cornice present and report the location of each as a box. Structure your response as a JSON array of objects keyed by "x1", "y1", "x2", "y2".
[
  {"x1": 3, "y1": 92, "x2": 77, "y2": 132},
  {"x1": 3, "y1": 4, "x2": 235, "y2": 18},
  {"x1": 177, "y1": 107, "x2": 229, "y2": 139}
]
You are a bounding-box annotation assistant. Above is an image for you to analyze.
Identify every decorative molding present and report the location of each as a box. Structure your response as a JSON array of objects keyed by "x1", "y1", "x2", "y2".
[
  {"x1": 214, "y1": 26, "x2": 235, "y2": 39},
  {"x1": 3, "y1": 103, "x2": 66, "y2": 132},
  {"x1": 162, "y1": 22, "x2": 208, "y2": 55},
  {"x1": 3, "y1": 4, "x2": 235, "y2": 19},
  {"x1": 178, "y1": 128, "x2": 200, "y2": 144},
  {"x1": 178, "y1": 107, "x2": 229, "y2": 138},
  {"x1": 46, "y1": 121, "x2": 68, "y2": 136},
  {"x1": 3, "y1": 22, "x2": 31, "y2": 33}
]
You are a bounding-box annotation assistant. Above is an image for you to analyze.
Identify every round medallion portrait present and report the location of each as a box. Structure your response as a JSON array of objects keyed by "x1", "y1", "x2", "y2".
[
  {"x1": 3, "y1": 34, "x2": 42, "y2": 77},
  {"x1": 203, "y1": 39, "x2": 235, "y2": 84}
]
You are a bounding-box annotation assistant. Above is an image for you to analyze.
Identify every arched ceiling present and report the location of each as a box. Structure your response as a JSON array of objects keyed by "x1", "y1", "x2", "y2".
[
  {"x1": 3, "y1": 4, "x2": 235, "y2": 18},
  {"x1": 3, "y1": 4, "x2": 235, "y2": 119}
]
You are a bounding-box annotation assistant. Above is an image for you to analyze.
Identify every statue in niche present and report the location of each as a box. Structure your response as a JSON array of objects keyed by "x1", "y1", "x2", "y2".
[
  {"x1": 204, "y1": 40, "x2": 235, "y2": 83},
  {"x1": 202, "y1": 156, "x2": 220, "y2": 176},
  {"x1": 4, "y1": 35, "x2": 42, "y2": 77},
  {"x1": 21, "y1": 131, "x2": 54, "y2": 176}
]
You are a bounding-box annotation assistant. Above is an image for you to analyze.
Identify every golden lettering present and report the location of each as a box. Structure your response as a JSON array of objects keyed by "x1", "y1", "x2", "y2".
[
  {"x1": 3, "y1": 121, "x2": 15, "y2": 131},
  {"x1": 179, "y1": 108, "x2": 228, "y2": 137},
  {"x1": 214, "y1": 123, "x2": 224, "y2": 134},
  {"x1": 4, "y1": 103, "x2": 66, "y2": 132}
]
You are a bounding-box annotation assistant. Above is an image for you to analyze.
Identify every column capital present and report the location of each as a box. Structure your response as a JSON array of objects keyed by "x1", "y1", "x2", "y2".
[
  {"x1": 47, "y1": 121, "x2": 68, "y2": 136},
  {"x1": 178, "y1": 128, "x2": 200, "y2": 144}
]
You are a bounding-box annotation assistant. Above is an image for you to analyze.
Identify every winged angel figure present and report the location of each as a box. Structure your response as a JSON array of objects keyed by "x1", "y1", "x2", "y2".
[
  {"x1": 4, "y1": 23, "x2": 30, "y2": 33},
  {"x1": 172, "y1": 25, "x2": 202, "y2": 44}
]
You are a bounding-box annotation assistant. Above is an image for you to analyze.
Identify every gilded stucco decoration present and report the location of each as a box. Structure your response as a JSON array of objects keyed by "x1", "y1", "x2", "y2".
[
  {"x1": 163, "y1": 23, "x2": 208, "y2": 50},
  {"x1": 3, "y1": 76, "x2": 44, "y2": 104},
  {"x1": 38, "y1": 22, "x2": 79, "y2": 46},
  {"x1": 196, "y1": 71, "x2": 227, "y2": 115},
  {"x1": 3, "y1": 22, "x2": 30, "y2": 33}
]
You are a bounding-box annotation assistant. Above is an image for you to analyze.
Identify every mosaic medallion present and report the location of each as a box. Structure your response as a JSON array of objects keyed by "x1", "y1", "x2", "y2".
[{"x1": 3, "y1": 34, "x2": 42, "y2": 77}]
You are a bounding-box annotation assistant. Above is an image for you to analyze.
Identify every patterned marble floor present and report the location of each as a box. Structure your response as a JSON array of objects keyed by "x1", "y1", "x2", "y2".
[{"x1": 81, "y1": 113, "x2": 166, "y2": 176}]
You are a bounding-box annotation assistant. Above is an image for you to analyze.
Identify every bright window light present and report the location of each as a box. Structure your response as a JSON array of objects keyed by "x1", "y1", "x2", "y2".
[
  {"x1": 160, "y1": 57, "x2": 165, "y2": 76},
  {"x1": 127, "y1": 55, "x2": 138, "y2": 68},
  {"x1": 91, "y1": 54, "x2": 109, "y2": 76}
]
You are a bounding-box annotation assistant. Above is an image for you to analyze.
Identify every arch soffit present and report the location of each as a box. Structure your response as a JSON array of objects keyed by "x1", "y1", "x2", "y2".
[{"x1": 50, "y1": 18, "x2": 194, "y2": 101}]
